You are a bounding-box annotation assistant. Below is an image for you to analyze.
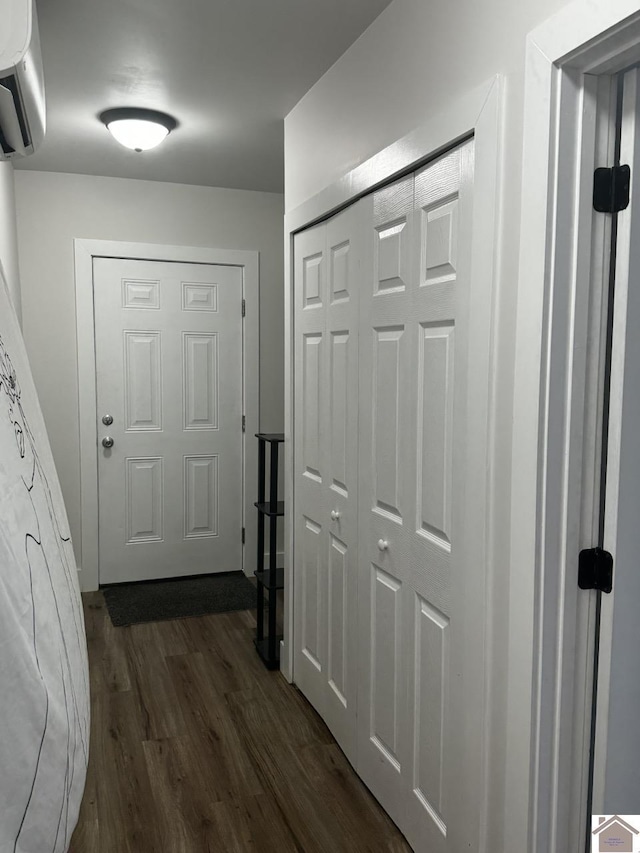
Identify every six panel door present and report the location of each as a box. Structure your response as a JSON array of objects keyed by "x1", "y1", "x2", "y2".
[{"x1": 94, "y1": 258, "x2": 243, "y2": 584}]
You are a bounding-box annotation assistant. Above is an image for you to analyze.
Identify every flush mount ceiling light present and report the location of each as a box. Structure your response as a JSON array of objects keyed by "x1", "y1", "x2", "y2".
[{"x1": 99, "y1": 107, "x2": 177, "y2": 152}]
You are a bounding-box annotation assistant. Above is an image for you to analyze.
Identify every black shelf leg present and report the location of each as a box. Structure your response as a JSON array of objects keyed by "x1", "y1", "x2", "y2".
[
  {"x1": 256, "y1": 555, "x2": 264, "y2": 641},
  {"x1": 258, "y1": 439, "x2": 266, "y2": 504},
  {"x1": 269, "y1": 441, "x2": 278, "y2": 510},
  {"x1": 254, "y1": 433, "x2": 284, "y2": 670},
  {"x1": 256, "y1": 440, "x2": 266, "y2": 642},
  {"x1": 268, "y1": 513, "x2": 278, "y2": 663}
]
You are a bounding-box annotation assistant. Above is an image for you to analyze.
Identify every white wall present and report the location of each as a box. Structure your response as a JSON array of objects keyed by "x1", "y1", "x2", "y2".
[
  {"x1": 14, "y1": 170, "x2": 284, "y2": 564},
  {"x1": 283, "y1": 0, "x2": 572, "y2": 849},
  {"x1": 285, "y1": 0, "x2": 569, "y2": 212},
  {"x1": 0, "y1": 161, "x2": 21, "y2": 322}
]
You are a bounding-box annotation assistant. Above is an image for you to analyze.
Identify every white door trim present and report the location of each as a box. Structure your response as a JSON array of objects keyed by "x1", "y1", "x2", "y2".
[
  {"x1": 284, "y1": 75, "x2": 503, "y2": 849},
  {"x1": 74, "y1": 239, "x2": 259, "y2": 592},
  {"x1": 513, "y1": 4, "x2": 640, "y2": 851}
]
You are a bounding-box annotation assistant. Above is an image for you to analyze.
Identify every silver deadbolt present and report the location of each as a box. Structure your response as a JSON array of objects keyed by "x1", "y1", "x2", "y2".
[
  {"x1": 102, "y1": 414, "x2": 113, "y2": 426},
  {"x1": 102, "y1": 436, "x2": 114, "y2": 449}
]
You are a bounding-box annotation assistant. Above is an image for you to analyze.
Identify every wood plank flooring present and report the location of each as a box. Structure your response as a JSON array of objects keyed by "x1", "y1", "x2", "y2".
[{"x1": 70, "y1": 593, "x2": 411, "y2": 853}]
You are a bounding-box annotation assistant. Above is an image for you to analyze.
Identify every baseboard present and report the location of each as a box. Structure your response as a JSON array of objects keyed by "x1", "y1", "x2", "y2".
[{"x1": 77, "y1": 564, "x2": 99, "y2": 594}]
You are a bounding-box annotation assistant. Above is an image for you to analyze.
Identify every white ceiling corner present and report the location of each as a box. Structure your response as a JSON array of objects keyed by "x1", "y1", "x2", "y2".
[{"x1": 16, "y1": 0, "x2": 394, "y2": 192}]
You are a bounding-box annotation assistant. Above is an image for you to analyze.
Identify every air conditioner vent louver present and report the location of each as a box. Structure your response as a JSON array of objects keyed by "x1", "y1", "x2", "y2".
[
  {"x1": 0, "y1": 75, "x2": 30, "y2": 147},
  {"x1": 0, "y1": 74, "x2": 31, "y2": 156},
  {"x1": 0, "y1": 121, "x2": 13, "y2": 155}
]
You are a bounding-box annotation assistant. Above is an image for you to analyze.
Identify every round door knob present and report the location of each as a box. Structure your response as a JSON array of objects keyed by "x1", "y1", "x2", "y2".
[
  {"x1": 377, "y1": 539, "x2": 389, "y2": 551},
  {"x1": 102, "y1": 414, "x2": 114, "y2": 426},
  {"x1": 102, "y1": 436, "x2": 114, "y2": 449},
  {"x1": 330, "y1": 510, "x2": 341, "y2": 521}
]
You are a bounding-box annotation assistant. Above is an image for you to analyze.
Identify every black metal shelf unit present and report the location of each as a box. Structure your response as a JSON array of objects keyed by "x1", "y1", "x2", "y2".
[{"x1": 254, "y1": 432, "x2": 284, "y2": 669}]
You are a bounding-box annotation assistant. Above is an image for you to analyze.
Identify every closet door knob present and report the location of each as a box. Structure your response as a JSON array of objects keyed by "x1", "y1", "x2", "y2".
[
  {"x1": 377, "y1": 539, "x2": 389, "y2": 551},
  {"x1": 330, "y1": 510, "x2": 341, "y2": 521}
]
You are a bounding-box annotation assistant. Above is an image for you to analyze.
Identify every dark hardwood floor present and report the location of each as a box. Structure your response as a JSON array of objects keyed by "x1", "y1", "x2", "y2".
[{"x1": 70, "y1": 592, "x2": 411, "y2": 853}]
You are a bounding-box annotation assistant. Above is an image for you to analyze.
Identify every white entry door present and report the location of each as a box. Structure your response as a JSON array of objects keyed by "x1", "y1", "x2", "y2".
[
  {"x1": 93, "y1": 257, "x2": 243, "y2": 585},
  {"x1": 357, "y1": 143, "x2": 481, "y2": 852},
  {"x1": 293, "y1": 203, "x2": 360, "y2": 758}
]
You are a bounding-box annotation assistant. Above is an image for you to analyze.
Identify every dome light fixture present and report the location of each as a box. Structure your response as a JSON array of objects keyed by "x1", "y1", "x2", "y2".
[{"x1": 99, "y1": 107, "x2": 177, "y2": 152}]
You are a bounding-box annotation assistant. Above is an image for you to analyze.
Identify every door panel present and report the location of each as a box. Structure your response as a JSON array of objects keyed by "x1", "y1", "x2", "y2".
[
  {"x1": 294, "y1": 205, "x2": 360, "y2": 759},
  {"x1": 182, "y1": 282, "x2": 217, "y2": 311},
  {"x1": 328, "y1": 331, "x2": 349, "y2": 493},
  {"x1": 370, "y1": 562, "x2": 402, "y2": 767},
  {"x1": 358, "y1": 175, "x2": 415, "y2": 830},
  {"x1": 324, "y1": 207, "x2": 360, "y2": 754},
  {"x1": 417, "y1": 323, "x2": 454, "y2": 546},
  {"x1": 302, "y1": 332, "x2": 323, "y2": 481},
  {"x1": 409, "y1": 143, "x2": 477, "y2": 853},
  {"x1": 94, "y1": 258, "x2": 243, "y2": 584},
  {"x1": 328, "y1": 533, "x2": 348, "y2": 704},
  {"x1": 183, "y1": 333, "x2": 218, "y2": 430},
  {"x1": 123, "y1": 331, "x2": 162, "y2": 430},
  {"x1": 294, "y1": 224, "x2": 328, "y2": 714},
  {"x1": 372, "y1": 325, "x2": 406, "y2": 520},
  {"x1": 357, "y1": 144, "x2": 475, "y2": 852},
  {"x1": 126, "y1": 457, "x2": 163, "y2": 542},
  {"x1": 184, "y1": 455, "x2": 218, "y2": 538},
  {"x1": 301, "y1": 515, "x2": 323, "y2": 670},
  {"x1": 303, "y1": 252, "x2": 324, "y2": 307},
  {"x1": 373, "y1": 176, "x2": 412, "y2": 295},
  {"x1": 413, "y1": 595, "x2": 448, "y2": 829}
]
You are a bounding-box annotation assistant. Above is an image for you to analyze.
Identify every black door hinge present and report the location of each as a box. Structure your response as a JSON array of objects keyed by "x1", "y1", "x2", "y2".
[
  {"x1": 593, "y1": 165, "x2": 631, "y2": 213},
  {"x1": 578, "y1": 547, "x2": 613, "y2": 593},
  {"x1": 242, "y1": 527, "x2": 245, "y2": 544},
  {"x1": 242, "y1": 299, "x2": 246, "y2": 317},
  {"x1": 242, "y1": 414, "x2": 246, "y2": 432}
]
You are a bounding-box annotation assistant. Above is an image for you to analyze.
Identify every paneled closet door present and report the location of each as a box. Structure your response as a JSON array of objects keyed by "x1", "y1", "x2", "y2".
[
  {"x1": 294, "y1": 221, "x2": 328, "y2": 717},
  {"x1": 293, "y1": 205, "x2": 361, "y2": 759},
  {"x1": 323, "y1": 206, "x2": 360, "y2": 755},
  {"x1": 357, "y1": 143, "x2": 477, "y2": 852},
  {"x1": 356, "y1": 174, "x2": 416, "y2": 833}
]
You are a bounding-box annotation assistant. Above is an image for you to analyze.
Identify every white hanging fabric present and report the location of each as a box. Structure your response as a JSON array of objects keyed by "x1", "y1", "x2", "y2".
[{"x1": 0, "y1": 271, "x2": 89, "y2": 853}]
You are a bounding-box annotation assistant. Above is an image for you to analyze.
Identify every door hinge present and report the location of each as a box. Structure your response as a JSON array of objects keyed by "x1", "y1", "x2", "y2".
[
  {"x1": 242, "y1": 414, "x2": 246, "y2": 432},
  {"x1": 593, "y1": 165, "x2": 631, "y2": 213},
  {"x1": 578, "y1": 547, "x2": 613, "y2": 593},
  {"x1": 242, "y1": 299, "x2": 246, "y2": 317},
  {"x1": 242, "y1": 527, "x2": 245, "y2": 544}
]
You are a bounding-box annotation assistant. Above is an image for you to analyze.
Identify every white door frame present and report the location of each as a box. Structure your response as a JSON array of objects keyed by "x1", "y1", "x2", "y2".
[
  {"x1": 511, "y1": 3, "x2": 640, "y2": 851},
  {"x1": 284, "y1": 74, "x2": 503, "y2": 846},
  {"x1": 74, "y1": 239, "x2": 259, "y2": 592}
]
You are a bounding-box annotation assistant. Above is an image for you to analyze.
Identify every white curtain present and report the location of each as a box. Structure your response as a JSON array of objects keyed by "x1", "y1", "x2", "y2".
[{"x1": 0, "y1": 272, "x2": 89, "y2": 853}]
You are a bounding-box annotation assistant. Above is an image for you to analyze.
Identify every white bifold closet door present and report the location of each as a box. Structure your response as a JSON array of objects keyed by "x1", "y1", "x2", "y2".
[
  {"x1": 293, "y1": 140, "x2": 484, "y2": 853},
  {"x1": 358, "y1": 144, "x2": 478, "y2": 852},
  {"x1": 293, "y1": 203, "x2": 361, "y2": 758}
]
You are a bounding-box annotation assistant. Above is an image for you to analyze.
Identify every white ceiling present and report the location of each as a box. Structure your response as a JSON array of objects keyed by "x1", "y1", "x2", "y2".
[{"x1": 15, "y1": 0, "x2": 394, "y2": 192}]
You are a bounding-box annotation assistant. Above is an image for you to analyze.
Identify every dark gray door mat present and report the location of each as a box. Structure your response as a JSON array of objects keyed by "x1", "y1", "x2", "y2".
[{"x1": 102, "y1": 571, "x2": 256, "y2": 627}]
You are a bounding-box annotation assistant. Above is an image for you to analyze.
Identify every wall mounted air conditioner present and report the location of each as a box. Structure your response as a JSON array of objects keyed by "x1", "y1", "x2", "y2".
[{"x1": 0, "y1": 0, "x2": 45, "y2": 159}]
